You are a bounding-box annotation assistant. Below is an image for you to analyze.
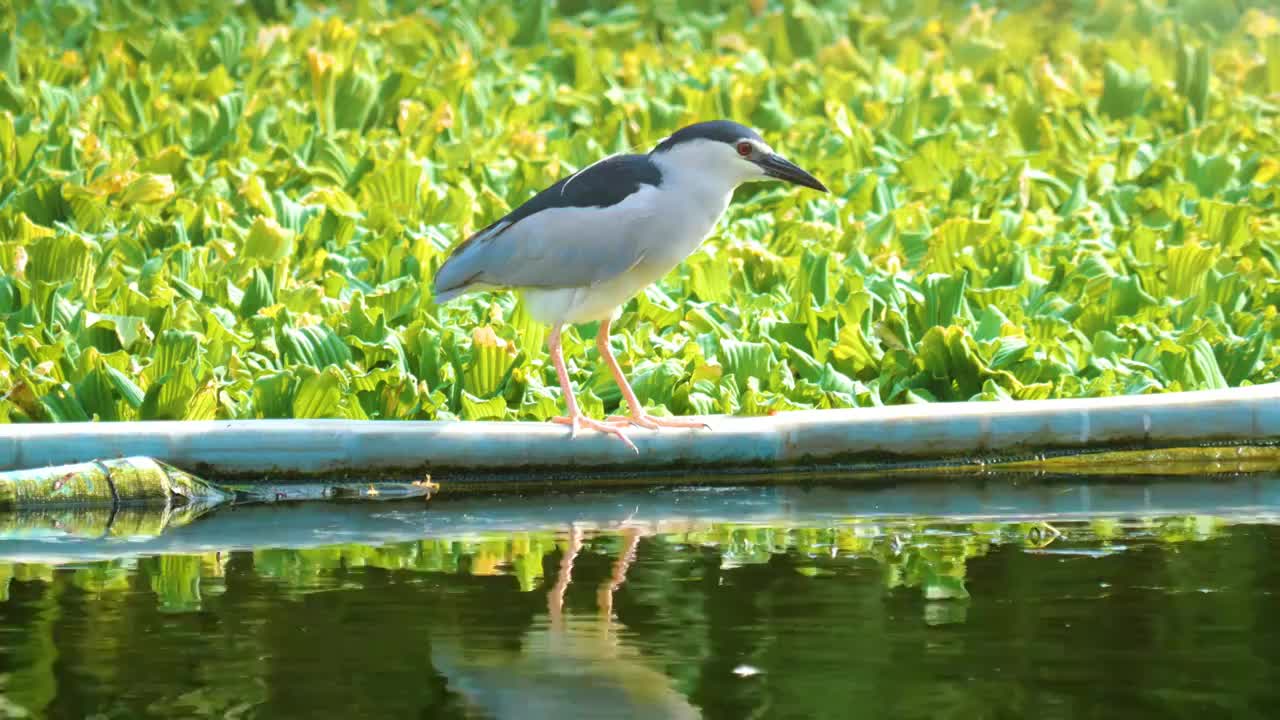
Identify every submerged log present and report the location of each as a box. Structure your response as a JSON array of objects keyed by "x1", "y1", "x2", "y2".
[
  {"x1": 0, "y1": 457, "x2": 233, "y2": 510},
  {"x1": 0, "y1": 456, "x2": 439, "y2": 513}
]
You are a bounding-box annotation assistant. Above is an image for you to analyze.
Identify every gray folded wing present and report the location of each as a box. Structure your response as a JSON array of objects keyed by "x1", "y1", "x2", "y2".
[{"x1": 432, "y1": 154, "x2": 663, "y2": 301}]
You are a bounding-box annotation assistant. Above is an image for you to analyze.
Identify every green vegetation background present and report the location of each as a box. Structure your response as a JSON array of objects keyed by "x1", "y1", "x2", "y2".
[{"x1": 1, "y1": 0, "x2": 1278, "y2": 423}]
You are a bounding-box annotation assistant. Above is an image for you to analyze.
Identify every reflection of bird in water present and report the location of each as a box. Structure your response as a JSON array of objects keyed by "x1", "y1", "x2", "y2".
[{"x1": 431, "y1": 525, "x2": 702, "y2": 719}]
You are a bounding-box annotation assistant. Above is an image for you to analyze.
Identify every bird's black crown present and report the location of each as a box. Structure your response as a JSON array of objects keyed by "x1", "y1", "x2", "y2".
[{"x1": 651, "y1": 120, "x2": 763, "y2": 154}]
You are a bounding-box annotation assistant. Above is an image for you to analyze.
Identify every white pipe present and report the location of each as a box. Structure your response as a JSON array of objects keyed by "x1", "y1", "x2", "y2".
[{"x1": 1, "y1": 383, "x2": 1278, "y2": 479}]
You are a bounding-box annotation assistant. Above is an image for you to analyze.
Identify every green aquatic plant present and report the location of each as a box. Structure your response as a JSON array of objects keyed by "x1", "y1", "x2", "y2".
[{"x1": 0, "y1": 1, "x2": 1278, "y2": 423}]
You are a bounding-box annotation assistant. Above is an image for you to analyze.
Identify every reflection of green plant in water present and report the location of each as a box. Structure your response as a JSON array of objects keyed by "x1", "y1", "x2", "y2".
[
  {"x1": 142, "y1": 554, "x2": 205, "y2": 612},
  {"x1": 713, "y1": 526, "x2": 786, "y2": 567},
  {"x1": 246, "y1": 533, "x2": 559, "y2": 593},
  {"x1": 1090, "y1": 517, "x2": 1124, "y2": 541},
  {"x1": 1150, "y1": 515, "x2": 1222, "y2": 543},
  {"x1": 0, "y1": 514, "x2": 1250, "y2": 616},
  {"x1": 4, "y1": 565, "x2": 61, "y2": 717},
  {"x1": 881, "y1": 537, "x2": 980, "y2": 601},
  {"x1": 672, "y1": 520, "x2": 995, "y2": 597},
  {"x1": 415, "y1": 539, "x2": 463, "y2": 574},
  {"x1": 509, "y1": 533, "x2": 552, "y2": 592},
  {"x1": 67, "y1": 559, "x2": 134, "y2": 595},
  {"x1": 10, "y1": 563, "x2": 55, "y2": 584},
  {"x1": 0, "y1": 510, "x2": 1273, "y2": 718}
]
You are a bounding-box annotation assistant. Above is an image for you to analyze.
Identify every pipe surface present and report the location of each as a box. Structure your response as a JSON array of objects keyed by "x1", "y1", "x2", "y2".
[{"x1": 1, "y1": 384, "x2": 1278, "y2": 481}]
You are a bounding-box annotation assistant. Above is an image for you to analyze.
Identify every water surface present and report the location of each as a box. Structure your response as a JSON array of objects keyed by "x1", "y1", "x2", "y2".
[{"x1": 2, "y1": 479, "x2": 1280, "y2": 718}]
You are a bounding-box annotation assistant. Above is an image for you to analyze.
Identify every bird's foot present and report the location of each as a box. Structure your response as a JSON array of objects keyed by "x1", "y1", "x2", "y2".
[
  {"x1": 551, "y1": 414, "x2": 639, "y2": 453},
  {"x1": 607, "y1": 412, "x2": 711, "y2": 431}
]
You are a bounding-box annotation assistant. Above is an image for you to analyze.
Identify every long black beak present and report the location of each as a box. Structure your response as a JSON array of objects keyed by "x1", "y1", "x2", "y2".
[{"x1": 758, "y1": 153, "x2": 828, "y2": 192}]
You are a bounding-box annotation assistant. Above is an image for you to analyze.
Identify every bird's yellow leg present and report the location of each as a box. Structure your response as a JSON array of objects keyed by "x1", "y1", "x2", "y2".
[
  {"x1": 547, "y1": 323, "x2": 639, "y2": 452},
  {"x1": 596, "y1": 318, "x2": 711, "y2": 431}
]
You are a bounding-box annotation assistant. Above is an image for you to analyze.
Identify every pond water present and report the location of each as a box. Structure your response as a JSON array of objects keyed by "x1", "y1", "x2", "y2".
[{"x1": 2, "y1": 478, "x2": 1280, "y2": 719}]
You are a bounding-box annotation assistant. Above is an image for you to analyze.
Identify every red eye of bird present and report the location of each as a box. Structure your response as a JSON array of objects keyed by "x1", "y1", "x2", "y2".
[{"x1": 736, "y1": 141, "x2": 752, "y2": 157}]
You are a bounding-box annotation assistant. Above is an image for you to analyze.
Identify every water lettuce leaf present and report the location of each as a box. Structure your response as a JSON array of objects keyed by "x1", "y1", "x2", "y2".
[{"x1": 0, "y1": 1, "x2": 1277, "y2": 425}]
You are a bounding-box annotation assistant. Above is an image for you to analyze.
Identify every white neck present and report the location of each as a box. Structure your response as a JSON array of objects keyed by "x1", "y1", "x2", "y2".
[{"x1": 649, "y1": 139, "x2": 761, "y2": 198}]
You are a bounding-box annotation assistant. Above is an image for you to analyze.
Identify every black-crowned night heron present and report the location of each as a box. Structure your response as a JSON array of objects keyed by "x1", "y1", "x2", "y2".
[{"x1": 433, "y1": 120, "x2": 828, "y2": 451}]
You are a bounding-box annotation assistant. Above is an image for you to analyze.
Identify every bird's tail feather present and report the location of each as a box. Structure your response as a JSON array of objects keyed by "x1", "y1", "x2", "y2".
[
  {"x1": 432, "y1": 283, "x2": 470, "y2": 305},
  {"x1": 432, "y1": 220, "x2": 512, "y2": 304},
  {"x1": 432, "y1": 248, "x2": 479, "y2": 304}
]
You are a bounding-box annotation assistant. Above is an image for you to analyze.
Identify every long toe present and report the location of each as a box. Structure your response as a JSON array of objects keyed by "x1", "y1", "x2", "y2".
[
  {"x1": 583, "y1": 417, "x2": 639, "y2": 453},
  {"x1": 550, "y1": 414, "x2": 581, "y2": 438},
  {"x1": 647, "y1": 415, "x2": 711, "y2": 430},
  {"x1": 612, "y1": 413, "x2": 711, "y2": 430},
  {"x1": 607, "y1": 413, "x2": 660, "y2": 430},
  {"x1": 552, "y1": 415, "x2": 639, "y2": 453}
]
